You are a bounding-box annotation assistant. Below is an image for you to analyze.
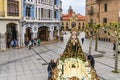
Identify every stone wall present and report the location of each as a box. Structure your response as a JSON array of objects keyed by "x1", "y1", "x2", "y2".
[{"x1": 86, "y1": 0, "x2": 120, "y2": 42}]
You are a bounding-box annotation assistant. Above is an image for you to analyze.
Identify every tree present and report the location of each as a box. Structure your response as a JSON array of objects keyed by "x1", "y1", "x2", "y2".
[
  {"x1": 103, "y1": 23, "x2": 119, "y2": 73},
  {"x1": 85, "y1": 23, "x2": 101, "y2": 55}
]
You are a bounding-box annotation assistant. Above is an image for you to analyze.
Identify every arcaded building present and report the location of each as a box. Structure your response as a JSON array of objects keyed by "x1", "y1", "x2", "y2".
[
  {"x1": 0, "y1": 0, "x2": 22, "y2": 51},
  {"x1": 86, "y1": 0, "x2": 120, "y2": 41},
  {"x1": 22, "y1": 0, "x2": 62, "y2": 44},
  {"x1": 61, "y1": 6, "x2": 86, "y2": 31}
]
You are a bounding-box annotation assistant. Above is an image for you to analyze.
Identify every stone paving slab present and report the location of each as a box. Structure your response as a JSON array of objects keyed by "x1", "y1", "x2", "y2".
[{"x1": 0, "y1": 31, "x2": 120, "y2": 80}]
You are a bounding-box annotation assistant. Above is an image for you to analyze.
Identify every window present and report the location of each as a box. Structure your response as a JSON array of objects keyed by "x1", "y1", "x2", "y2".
[
  {"x1": 54, "y1": 0, "x2": 56, "y2": 5},
  {"x1": 26, "y1": 7, "x2": 30, "y2": 17},
  {"x1": 36, "y1": 8, "x2": 37, "y2": 17},
  {"x1": 66, "y1": 26, "x2": 69, "y2": 30},
  {"x1": 83, "y1": 22, "x2": 84, "y2": 26},
  {"x1": 62, "y1": 22, "x2": 64, "y2": 25},
  {"x1": 54, "y1": 11, "x2": 57, "y2": 18},
  {"x1": 49, "y1": 9, "x2": 50, "y2": 18},
  {"x1": 7, "y1": 0, "x2": 19, "y2": 16},
  {"x1": 103, "y1": 18, "x2": 107, "y2": 23},
  {"x1": 78, "y1": 26, "x2": 80, "y2": 30},
  {"x1": 104, "y1": 3, "x2": 107, "y2": 12},
  {"x1": 41, "y1": 8, "x2": 43, "y2": 18},
  {"x1": 66, "y1": 22, "x2": 68, "y2": 25},
  {"x1": 90, "y1": 19, "x2": 93, "y2": 24},
  {"x1": 39, "y1": 8, "x2": 40, "y2": 17},
  {"x1": 90, "y1": 6, "x2": 94, "y2": 15}
]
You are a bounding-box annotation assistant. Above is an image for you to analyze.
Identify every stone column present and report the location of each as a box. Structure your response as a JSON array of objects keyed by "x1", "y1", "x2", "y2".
[
  {"x1": 57, "y1": 26, "x2": 60, "y2": 37},
  {"x1": 17, "y1": 23, "x2": 22, "y2": 48},
  {"x1": 17, "y1": 33, "x2": 21, "y2": 47},
  {"x1": 49, "y1": 31, "x2": 54, "y2": 40},
  {"x1": 0, "y1": 33, "x2": 6, "y2": 51},
  {"x1": 33, "y1": 32, "x2": 37, "y2": 39}
]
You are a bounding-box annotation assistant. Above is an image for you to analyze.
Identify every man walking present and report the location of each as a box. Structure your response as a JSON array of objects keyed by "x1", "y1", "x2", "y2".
[
  {"x1": 37, "y1": 38, "x2": 41, "y2": 46},
  {"x1": 80, "y1": 31, "x2": 85, "y2": 44}
]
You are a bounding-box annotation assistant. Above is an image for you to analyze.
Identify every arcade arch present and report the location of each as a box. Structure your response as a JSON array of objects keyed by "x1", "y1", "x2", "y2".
[
  {"x1": 6, "y1": 23, "x2": 18, "y2": 48},
  {"x1": 24, "y1": 27, "x2": 33, "y2": 42},
  {"x1": 37, "y1": 26, "x2": 49, "y2": 41}
]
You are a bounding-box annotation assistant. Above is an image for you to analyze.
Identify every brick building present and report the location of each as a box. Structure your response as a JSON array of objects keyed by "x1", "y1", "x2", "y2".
[{"x1": 86, "y1": 0, "x2": 120, "y2": 42}]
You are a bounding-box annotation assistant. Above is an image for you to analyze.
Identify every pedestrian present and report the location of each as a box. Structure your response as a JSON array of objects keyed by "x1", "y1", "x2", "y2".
[
  {"x1": 11, "y1": 40, "x2": 14, "y2": 48},
  {"x1": 56, "y1": 36, "x2": 59, "y2": 41},
  {"x1": 31, "y1": 39, "x2": 34, "y2": 47},
  {"x1": 60, "y1": 37, "x2": 63, "y2": 41},
  {"x1": 28, "y1": 40, "x2": 32, "y2": 50},
  {"x1": 47, "y1": 59, "x2": 56, "y2": 80},
  {"x1": 37, "y1": 38, "x2": 41, "y2": 46},
  {"x1": 24, "y1": 40, "x2": 28, "y2": 47},
  {"x1": 81, "y1": 38, "x2": 84, "y2": 44},
  {"x1": 34, "y1": 38, "x2": 37, "y2": 46},
  {"x1": 113, "y1": 41, "x2": 120, "y2": 56},
  {"x1": 13, "y1": 39, "x2": 17, "y2": 48},
  {"x1": 87, "y1": 55, "x2": 95, "y2": 69},
  {"x1": 113, "y1": 41, "x2": 116, "y2": 56},
  {"x1": 80, "y1": 31, "x2": 85, "y2": 44},
  {"x1": 7, "y1": 39, "x2": 10, "y2": 48}
]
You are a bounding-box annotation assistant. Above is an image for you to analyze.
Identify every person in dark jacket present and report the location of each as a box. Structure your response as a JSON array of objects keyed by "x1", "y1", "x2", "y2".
[
  {"x1": 47, "y1": 59, "x2": 56, "y2": 80},
  {"x1": 113, "y1": 42, "x2": 116, "y2": 56},
  {"x1": 113, "y1": 41, "x2": 120, "y2": 56},
  {"x1": 87, "y1": 55, "x2": 95, "y2": 69}
]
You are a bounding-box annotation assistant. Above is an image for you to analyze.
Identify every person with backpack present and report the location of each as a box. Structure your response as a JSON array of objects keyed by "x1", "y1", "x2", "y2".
[
  {"x1": 87, "y1": 55, "x2": 95, "y2": 69},
  {"x1": 47, "y1": 59, "x2": 56, "y2": 80}
]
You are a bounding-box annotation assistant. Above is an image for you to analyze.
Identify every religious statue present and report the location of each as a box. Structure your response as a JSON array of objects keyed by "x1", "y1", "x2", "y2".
[
  {"x1": 71, "y1": 31, "x2": 78, "y2": 55},
  {"x1": 51, "y1": 26, "x2": 99, "y2": 80}
]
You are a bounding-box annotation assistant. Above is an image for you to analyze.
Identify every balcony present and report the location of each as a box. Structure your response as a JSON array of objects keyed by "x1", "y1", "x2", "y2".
[
  {"x1": 24, "y1": 0, "x2": 34, "y2": 5},
  {"x1": 88, "y1": 10, "x2": 94, "y2": 15},
  {"x1": 7, "y1": 12, "x2": 19, "y2": 16},
  {"x1": 40, "y1": 18, "x2": 60, "y2": 23},
  {"x1": 22, "y1": 17, "x2": 60, "y2": 23},
  {"x1": 22, "y1": 17, "x2": 36, "y2": 22},
  {"x1": 0, "y1": 11, "x2": 5, "y2": 17}
]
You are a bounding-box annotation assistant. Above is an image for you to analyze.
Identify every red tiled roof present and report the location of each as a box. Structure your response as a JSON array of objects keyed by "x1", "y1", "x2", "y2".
[
  {"x1": 62, "y1": 12, "x2": 85, "y2": 21},
  {"x1": 76, "y1": 14, "x2": 86, "y2": 21}
]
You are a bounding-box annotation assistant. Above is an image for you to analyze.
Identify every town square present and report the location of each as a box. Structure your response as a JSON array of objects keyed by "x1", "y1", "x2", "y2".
[{"x1": 0, "y1": 0, "x2": 120, "y2": 80}]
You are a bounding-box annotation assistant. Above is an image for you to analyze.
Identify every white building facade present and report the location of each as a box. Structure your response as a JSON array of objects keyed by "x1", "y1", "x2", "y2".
[{"x1": 21, "y1": 0, "x2": 62, "y2": 46}]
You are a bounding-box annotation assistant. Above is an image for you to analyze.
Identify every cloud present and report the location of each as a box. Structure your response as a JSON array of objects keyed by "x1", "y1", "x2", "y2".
[{"x1": 61, "y1": 0, "x2": 86, "y2": 15}]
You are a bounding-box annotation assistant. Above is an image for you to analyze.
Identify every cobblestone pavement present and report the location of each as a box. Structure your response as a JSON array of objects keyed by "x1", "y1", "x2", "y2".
[{"x1": 0, "y1": 32, "x2": 120, "y2": 80}]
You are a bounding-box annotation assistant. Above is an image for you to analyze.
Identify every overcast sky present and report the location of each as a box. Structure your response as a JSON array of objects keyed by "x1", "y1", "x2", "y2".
[{"x1": 61, "y1": 0, "x2": 86, "y2": 16}]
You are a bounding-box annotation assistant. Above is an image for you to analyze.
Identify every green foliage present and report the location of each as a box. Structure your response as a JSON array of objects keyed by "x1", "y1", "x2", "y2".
[
  {"x1": 84, "y1": 23, "x2": 102, "y2": 37},
  {"x1": 102, "y1": 22, "x2": 120, "y2": 37}
]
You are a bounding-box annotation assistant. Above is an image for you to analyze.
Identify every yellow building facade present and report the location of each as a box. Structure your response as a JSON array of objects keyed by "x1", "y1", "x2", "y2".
[
  {"x1": 0, "y1": 0, "x2": 22, "y2": 51},
  {"x1": 61, "y1": 6, "x2": 86, "y2": 31}
]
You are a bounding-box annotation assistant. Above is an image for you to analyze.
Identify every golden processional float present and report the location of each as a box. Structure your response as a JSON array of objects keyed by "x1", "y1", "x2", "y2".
[{"x1": 51, "y1": 28, "x2": 99, "y2": 80}]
